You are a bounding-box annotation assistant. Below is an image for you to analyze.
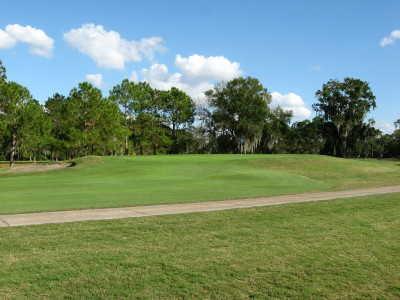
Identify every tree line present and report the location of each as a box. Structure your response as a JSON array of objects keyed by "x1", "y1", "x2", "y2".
[{"x1": 0, "y1": 60, "x2": 399, "y2": 166}]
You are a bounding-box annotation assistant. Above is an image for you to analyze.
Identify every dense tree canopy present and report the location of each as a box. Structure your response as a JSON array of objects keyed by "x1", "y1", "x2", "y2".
[
  {"x1": 0, "y1": 59, "x2": 399, "y2": 164},
  {"x1": 206, "y1": 77, "x2": 271, "y2": 153},
  {"x1": 313, "y1": 78, "x2": 377, "y2": 157},
  {"x1": 158, "y1": 87, "x2": 195, "y2": 153},
  {"x1": 0, "y1": 80, "x2": 36, "y2": 166}
]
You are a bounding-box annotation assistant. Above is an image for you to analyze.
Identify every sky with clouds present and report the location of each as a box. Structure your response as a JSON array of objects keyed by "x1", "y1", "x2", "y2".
[{"x1": 1, "y1": 0, "x2": 399, "y2": 131}]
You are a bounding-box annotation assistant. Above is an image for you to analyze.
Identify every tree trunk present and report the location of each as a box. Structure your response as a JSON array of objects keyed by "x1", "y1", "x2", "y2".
[
  {"x1": 341, "y1": 129, "x2": 349, "y2": 158},
  {"x1": 124, "y1": 105, "x2": 129, "y2": 155},
  {"x1": 139, "y1": 144, "x2": 143, "y2": 155},
  {"x1": 172, "y1": 123, "x2": 176, "y2": 139},
  {"x1": 9, "y1": 132, "x2": 17, "y2": 168},
  {"x1": 125, "y1": 136, "x2": 129, "y2": 155}
]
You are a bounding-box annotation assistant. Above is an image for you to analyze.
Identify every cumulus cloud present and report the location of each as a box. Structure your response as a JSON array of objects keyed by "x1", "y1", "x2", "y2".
[
  {"x1": 374, "y1": 121, "x2": 395, "y2": 134},
  {"x1": 0, "y1": 30, "x2": 16, "y2": 48},
  {"x1": 142, "y1": 64, "x2": 181, "y2": 90},
  {"x1": 175, "y1": 54, "x2": 241, "y2": 82},
  {"x1": 141, "y1": 63, "x2": 213, "y2": 103},
  {"x1": 0, "y1": 24, "x2": 54, "y2": 57},
  {"x1": 380, "y1": 30, "x2": 400, "y2": 47},
  {"x1": 64, "y1": 24, "x2": 165, "y2": 69},
  {"x1": 270, "y1": 92, "x2": 312, "y2": 121},
  {"x1": 85, "y1": 73, "x2": 103, "y2": 88},
  {"x1": 141, "y1": 54, "x2": 241, "y2": 104}
]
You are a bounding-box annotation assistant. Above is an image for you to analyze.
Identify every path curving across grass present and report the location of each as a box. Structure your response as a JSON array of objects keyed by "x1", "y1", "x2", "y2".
[
  {"x1": 0, "y1": 154, "x2": 399, "y2": 214},
  {"x1": 1, "y1": 193, "x2": 400, "y2": 298}
]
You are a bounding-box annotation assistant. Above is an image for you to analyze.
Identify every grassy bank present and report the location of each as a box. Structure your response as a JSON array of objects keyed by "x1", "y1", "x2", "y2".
[{"x1": 0, "y1": 154, "x2": 399, "y2": 214}]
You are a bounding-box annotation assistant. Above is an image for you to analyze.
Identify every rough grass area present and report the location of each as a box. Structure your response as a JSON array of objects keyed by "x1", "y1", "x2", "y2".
[
  {"x1": 1, "y1": 193, "x2": 399, "y2": 298},
  {"x1": 0, "y1": 154, "x2": 399, "y2": 214}
]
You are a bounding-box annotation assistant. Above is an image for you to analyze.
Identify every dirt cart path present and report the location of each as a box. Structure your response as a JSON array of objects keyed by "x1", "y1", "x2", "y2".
[{"x1": 1, "y1": 185, "x2": 400, "y2": 227}]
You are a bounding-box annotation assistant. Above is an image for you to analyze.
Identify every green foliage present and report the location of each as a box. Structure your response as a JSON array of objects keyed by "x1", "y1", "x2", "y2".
[
  {"x1": 67, "y1": 82, "x2": 128, "y2": 156},
  {"x1": 289, "y1": 117, "x2": 325, "y2": 154},
  {"x1": 158, "y1": 87, "x2": 195, "y2": 153},
  {"x1": 380, "y1": 120, "x2": 400, "y2": 157},
  {"x1": 259, "y1": 107, "x2": 292, "y2": 153},
  {"x1": 45, "y1": 93, "x2": 71, "y2": 160},
  {"x1": 206, "y1": 77, "x2": 271, "y2": 153},
  {"x1": 109, "y1": 80, "x2": 195, "y2": 155},
  {"x1": 0, "y1": 81, "x2": 36, "y2": 165},
  {"x1": 109, "y1": 79, "x2": 154, "y2": 116},
  {"x1": 0, "y1": 59, "x2": 6, "y2": 82},
  {"x1": 19, "y1": 100, "x2": 52, "y2": 160},
  {"x1": 0, "y1": 60, "x2": 397, "y2": 159},
  {"x1": 110, "y1": 80, "x2": 153, "y2": 154},
  {"x1": 314, "y1": 78, "x2": 377, "y2": 157}
]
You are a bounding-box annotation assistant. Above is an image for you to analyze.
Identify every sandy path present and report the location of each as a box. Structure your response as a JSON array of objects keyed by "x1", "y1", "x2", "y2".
[
  {"x1": 0, "y1": 162, "x2": 70, "y2": 174},
  {"x1": 1, "y1": 185, "x2": 400, "y2": 228}
]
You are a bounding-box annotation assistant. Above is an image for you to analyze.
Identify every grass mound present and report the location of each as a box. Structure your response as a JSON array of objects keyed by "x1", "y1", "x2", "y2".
[{"x1": 0, "y1": 154, "x2": 399, "y2": 214}]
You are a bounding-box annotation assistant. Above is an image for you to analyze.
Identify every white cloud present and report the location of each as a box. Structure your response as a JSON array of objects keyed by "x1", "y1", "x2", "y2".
[
  {"x1": 129, "y1": 71, "x2": 139, "y2": 82},
  {"x1": 175, "y1": 54, "x2": 241, "y2": 82},
  {"x1": 380, "y1": 30, "x2": 400, "y2": 47},
  {"x1": 142, "y1": 64, "x2": 179, "y2": 90},
  {"x1": 85, "y1": 73, "x2": 103, "y2": 88},
  {"x1": 0, "y1": 24, "x2": 54, "y2": 57},
  {"x1": 141, "y1": 63, "x2": 213, "y2": 103},
  {"x1": 0, "y1": 30, "x2": 16, "y2": 48},
  {"x1": 64, "y1": 24, "x2": 165, "y2": 69},
  {"x1": 270, "y1": 92, "x2": 312, "y2": 121},
  {"x1": 374, "y1": 121, "x2": 395, "y2": 134},
  {"x1": 141, "y1": 54, "x2": 242, "y2": 105},
  {"x1": 138, "y1": 56, "x2": 309, "y2": 118}
]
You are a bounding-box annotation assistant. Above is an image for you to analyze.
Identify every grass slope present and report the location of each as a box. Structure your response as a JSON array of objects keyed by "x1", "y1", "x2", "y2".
[
  {"x1": 1, "y1": 193, "x2": 399, "y2": 298},
  {"x1": 0, "y1": 154, "x2": 399, "y2": 214}
]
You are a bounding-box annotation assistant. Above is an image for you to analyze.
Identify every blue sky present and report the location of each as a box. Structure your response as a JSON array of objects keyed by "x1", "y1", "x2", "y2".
[{"x1": 1, "y1": 0, "x2": 399, "y2": 131}]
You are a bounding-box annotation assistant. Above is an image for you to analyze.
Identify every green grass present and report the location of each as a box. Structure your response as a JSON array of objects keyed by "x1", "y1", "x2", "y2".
[
  {"x1": 1, "y1": 193, "x2": 399, "y2": 298},
  {"x1": 0, "y1": 154, "x2": 399, "y2": 214}
]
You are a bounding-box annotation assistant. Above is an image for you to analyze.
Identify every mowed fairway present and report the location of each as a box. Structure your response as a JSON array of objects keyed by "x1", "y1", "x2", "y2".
[
  {"x1": 1, "y1": 154, "x2": 400, "y2": 214},
  {"x1": 1, "y1": 193, "x2": 400, "y2": 298}
]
